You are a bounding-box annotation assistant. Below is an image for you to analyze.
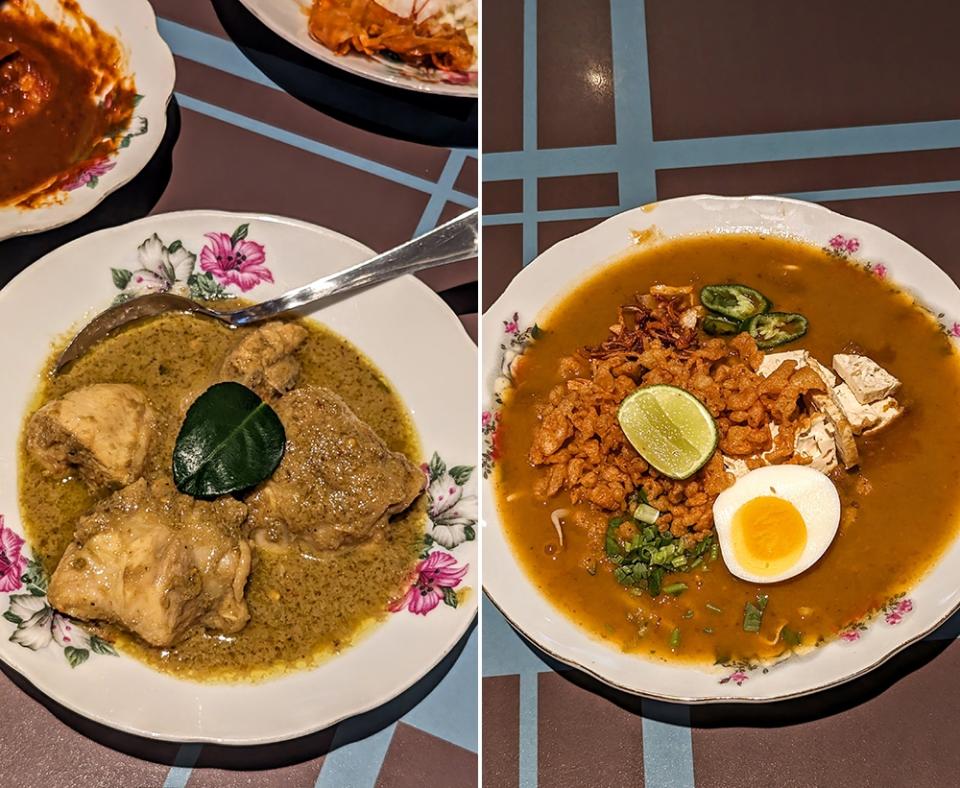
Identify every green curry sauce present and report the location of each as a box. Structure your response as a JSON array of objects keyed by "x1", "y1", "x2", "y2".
[{"x1": 18, "y1": 310, "x2": 424, "y2": 682}]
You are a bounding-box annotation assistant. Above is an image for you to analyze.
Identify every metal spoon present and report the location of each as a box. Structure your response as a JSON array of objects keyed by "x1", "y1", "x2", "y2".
[{"x1": 54, "y1": 208, "x2": 478, "y2": 373}]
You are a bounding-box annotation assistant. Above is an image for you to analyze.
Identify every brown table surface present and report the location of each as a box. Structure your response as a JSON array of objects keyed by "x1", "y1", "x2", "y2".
[
  {"x1": 482, "y1": 1, "x2": 960, "y2": 786},
  {"x1": 0, "y1": 1, "x2": 478, "y2": 786}
]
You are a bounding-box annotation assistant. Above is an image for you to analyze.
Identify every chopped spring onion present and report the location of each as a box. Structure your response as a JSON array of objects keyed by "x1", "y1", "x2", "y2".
[
  {"x1": 663, "y1": 582, "x2": 688, "y2": 596},
  {"x1": 606, "y1": 508, "x2": 716, "y2": 598},
  {"x1": 706, "y1": 603, "x2": 723, "y2": 614},
  {"x1": 669, "y1": 627, "x2": 681, "y2": 649},
  {"x1": 550, "y1": 508, "x2": 570, "y2": 547},
  {"x1": 780, "y1": 626, "x2": 803, "y2": 647},
  {"x1": 743, "y1": 594, "x2": 769, "y2": 633},
  {"x1": 633, "y1": 502, "x2": 660, "y2": 524},
  {"x1": 703, "y1": 627, "x2": 714, "y2": 634},
  {"x1": 682, "y1": 609, "x2": 694, "y2": 619}
]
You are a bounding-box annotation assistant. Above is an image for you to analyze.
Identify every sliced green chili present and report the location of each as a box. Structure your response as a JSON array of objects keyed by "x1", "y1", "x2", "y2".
[
  {"x1": 743, "y1": 312, "x2": 809, "y2": 349},
  {"x1": 700, "y1": 284, "x2": 771, "y2": 320},
  {"x1": 702, "y1": 314, "x2": 742, "y2": 336}
]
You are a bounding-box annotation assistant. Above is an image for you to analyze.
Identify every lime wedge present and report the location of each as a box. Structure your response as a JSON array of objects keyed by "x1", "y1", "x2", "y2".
[{"x1": 618, "y1": 385, "x2": 718, "y2": 480}]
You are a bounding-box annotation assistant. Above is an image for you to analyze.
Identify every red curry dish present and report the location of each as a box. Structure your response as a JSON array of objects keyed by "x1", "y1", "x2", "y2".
[
  {"x1": 308, "y1": 0, "x2": 475, "y2": 74},
  {"x1": 0, "y1": 0, "x2": 136, "y2": 208}
]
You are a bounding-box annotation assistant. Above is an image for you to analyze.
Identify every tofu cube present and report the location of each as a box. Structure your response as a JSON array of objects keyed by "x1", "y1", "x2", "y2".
[
  {"x1": 832, "y1": 383, "x2": 902, "y2": 435},
  {"x1": 832, "y1": 354, "x2": 900, "y2": 404},
  {"x1": 794, "y1": 414, "x2": 838, "y2": 475}
]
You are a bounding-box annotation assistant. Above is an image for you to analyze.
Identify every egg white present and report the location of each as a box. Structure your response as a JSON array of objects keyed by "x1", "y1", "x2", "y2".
[{"x1": 712, "y1": 464, "x2": 841, "y2": 583}]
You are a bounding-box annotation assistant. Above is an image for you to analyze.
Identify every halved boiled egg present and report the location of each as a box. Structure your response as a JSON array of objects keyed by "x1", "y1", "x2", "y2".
[{"x1": 712, "y1": 465, "x2": 840, "y2": 583}]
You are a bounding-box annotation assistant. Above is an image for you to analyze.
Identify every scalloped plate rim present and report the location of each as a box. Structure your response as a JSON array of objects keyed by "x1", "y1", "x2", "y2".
[
  {"x1": 0, "y1": 209, "x2": 478, "y2": 744},
  {"x1": 0, "y1": 0, "x2": 176, "y2": 241},
  {"x1": 481, "y1": 193, "x2": 960, "y2": 703}
]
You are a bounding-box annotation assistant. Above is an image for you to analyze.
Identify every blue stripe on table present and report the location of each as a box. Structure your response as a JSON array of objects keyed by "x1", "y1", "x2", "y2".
[
  {"x1": 316, "y1": 722, "x2": 397, "y2": 788},
  {"x1": 482, "y1": 596, "x2": 550, "y2": 787},
  {"x1": 415, "y1": 149, "x2": 471, "y2": 236},
  {"x1": 174, "y1": 93, "x2": 477, "y2": 209},
  {"x1": 480, "y1": 179, "x2": 960, "y2": 230},
  {"x1": 484, "y1": 119, "x2": 960, "y2": 183},
  {"x1": 157, "y1": 19, "x2": 281, "y2": 90},
  {"x1": 609, "y1": 0, "x2": 657, "y2": 208},
  {"x1": 157, "y1": 18, "x2": 478, "y2": 218},
  {"x1": 641, "y1": 703, "x2": 695, "y2": 788},
  {"x1": 162, "y1": 744, "x2": 202, "y2": 788},
  {"x1": 521, "y1": 0, "x2": 539, "y2": 266}
]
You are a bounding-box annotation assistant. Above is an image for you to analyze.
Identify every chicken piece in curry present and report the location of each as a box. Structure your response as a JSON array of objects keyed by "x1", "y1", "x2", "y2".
[
  {"x1": 20, "y1": 314, "x2": 426, "y2": 679},
  {"x1": 26, "y1": 383, "x2": 155, "y2": 488},
  {"x1": 220, "y1": 321, "x2": 308, "y2": 400},
  {"x1": 247, "y1": 386, "x2": 424, "y2": 553},
  {"x1": 48, "y1": 478, "x2": 252, "y2": 647}
]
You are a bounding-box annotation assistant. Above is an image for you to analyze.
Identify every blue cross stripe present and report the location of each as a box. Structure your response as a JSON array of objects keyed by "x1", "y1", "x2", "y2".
[
  {"x1": 484, "y1": 1, "x2": 960, "y2": 786},
  {"x1": 485, "y1": 2, "x2": 960, "y2": 266},
  {"x1": 157, "y1": 19, "x2": 477, "y2": 216}
]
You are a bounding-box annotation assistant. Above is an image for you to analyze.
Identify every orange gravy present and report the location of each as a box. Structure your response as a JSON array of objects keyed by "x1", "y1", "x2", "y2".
[
  {"x1": 0, "y1": 0, "x2": 136, "y2": 207},
  {"x1": 494, "y1": 234, "x2": 960, "y2": 664}
]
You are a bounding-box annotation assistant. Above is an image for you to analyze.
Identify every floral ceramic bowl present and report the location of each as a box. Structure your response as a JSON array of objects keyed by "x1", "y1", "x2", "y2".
[
  {"x1": 236, "y1": 0, "x2": 478, "y2": 97},
  {"x1": 0, "y1": 0, "x2": 175, "y2": 241},
  {"x1": 0, "y1": 210, "x2": 477, "y2": 742},
  {"x1": 482, "y1": 195, "x2": 960, "y2": 703}
]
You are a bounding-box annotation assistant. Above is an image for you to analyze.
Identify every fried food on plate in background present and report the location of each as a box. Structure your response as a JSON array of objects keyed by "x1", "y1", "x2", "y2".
[{"x1": 308, "y1": 0, "x2": 475, "y2": 73}]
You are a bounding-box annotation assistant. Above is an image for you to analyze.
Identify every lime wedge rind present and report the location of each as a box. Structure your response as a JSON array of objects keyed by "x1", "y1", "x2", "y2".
[{"x1": 618, "y1": 385, "x2": 718, "y2": 480}]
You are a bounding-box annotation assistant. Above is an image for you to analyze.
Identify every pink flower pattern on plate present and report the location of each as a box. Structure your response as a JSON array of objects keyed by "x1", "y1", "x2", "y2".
[
  {"x1": 950, "y1": 322, "x2": 960, "y2": 338},
  {"x1": 390, "y1": 551, "x2": 468, "y2": 616},
  {"x1": 827, "y1": 234, "x2": 861, "y2": 256},
  {"x1": 885, "y1": 598, "x2": 913, "y2": 625},
  {"x1": 719, "y1": 670, "x2": 749, "y2": 686},
  {"x1": 0, "y1": 516, "x2": 26, "y2": 593},
  {"x1": 872, "y1": 262, "x2": 888, "y2": 279},
  {"x1": 62, "y1": 159, "x2": 116, "y2": 191},
  {"x1": 200, "y1": 229, "x2": 273, "y2": 292}
]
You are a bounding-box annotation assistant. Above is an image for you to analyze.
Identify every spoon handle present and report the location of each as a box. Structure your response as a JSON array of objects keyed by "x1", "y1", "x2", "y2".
[{"x1": 227, "y1": 208, "x2": 478, "y2": 326}]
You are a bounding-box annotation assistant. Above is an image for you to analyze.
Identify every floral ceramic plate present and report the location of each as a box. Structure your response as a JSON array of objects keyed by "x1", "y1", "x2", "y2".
[
  {"x1": 0, "y1": 210, "x2": 477, "y2": 743},
  {"x1": 236, "y1": 0, "x2": 478, "y2": 97},
  {"x1": 482, "y1": 194, "x2": 960, "y2": 703},
  {"x1": 0, "y1": 0, "x2": 175, "y2": 241}
]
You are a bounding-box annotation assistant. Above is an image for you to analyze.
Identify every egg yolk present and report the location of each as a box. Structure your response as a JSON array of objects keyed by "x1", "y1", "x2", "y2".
[{"x1": 731, "y1": 496, "x2": 807, "y2": 577}]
